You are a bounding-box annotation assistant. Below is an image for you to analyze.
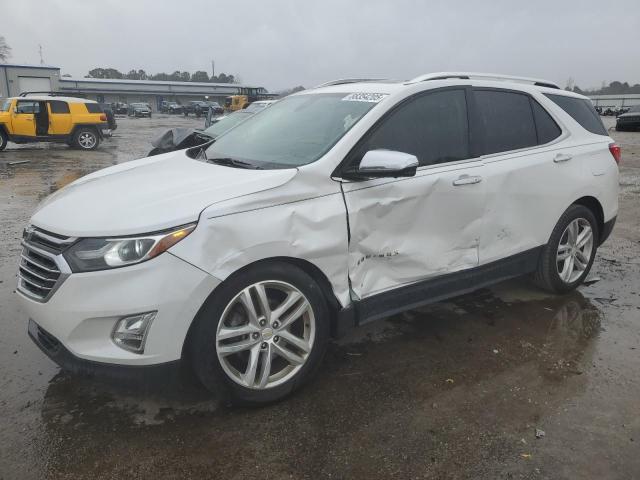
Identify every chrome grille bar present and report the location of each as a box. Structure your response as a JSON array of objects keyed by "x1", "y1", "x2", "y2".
[{"x1": 16, "y1": 226, "x2": 72, "y2": 302}]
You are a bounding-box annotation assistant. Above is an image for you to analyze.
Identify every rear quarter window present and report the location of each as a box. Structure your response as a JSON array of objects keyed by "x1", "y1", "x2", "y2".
[
  {"x1": 49, "y1": 100, "x2": 70, "y2": 114},
  {"x1": 544, "y1": 94, "x2": 607, "y2": 136},
  {"x1": 84, "y1": 103, "x2": 103, "y2": 114}
]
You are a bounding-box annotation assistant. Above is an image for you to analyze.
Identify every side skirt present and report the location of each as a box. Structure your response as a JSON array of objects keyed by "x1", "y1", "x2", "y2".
[{"x1": 350, "y1": 247, "x2": 543, "y2": 326}]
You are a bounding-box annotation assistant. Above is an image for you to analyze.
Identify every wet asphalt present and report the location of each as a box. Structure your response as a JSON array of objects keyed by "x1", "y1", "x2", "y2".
[{"x1": 0, "y1": 115, "x2": 639, "y2": 479}]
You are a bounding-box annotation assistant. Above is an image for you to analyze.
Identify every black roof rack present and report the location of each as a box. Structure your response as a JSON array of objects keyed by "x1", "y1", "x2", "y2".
[{"x1": 18, "y1": 91, "x2": 87, "y2": 98}]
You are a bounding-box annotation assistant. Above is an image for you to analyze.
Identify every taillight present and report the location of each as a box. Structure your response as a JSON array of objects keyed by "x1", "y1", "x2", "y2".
[
  {"x1": 100, "y1": 114, "x2": 107, "y2": 122},
  {"x1": 609, "y1": 142, "x2": 621, "y2": 165}
]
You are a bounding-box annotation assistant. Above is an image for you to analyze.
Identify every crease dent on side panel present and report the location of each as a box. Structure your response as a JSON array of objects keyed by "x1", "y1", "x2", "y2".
[
  {"x1": 347, "y1": 177, "x2": 480, "y2": 298},
  {"x1": 194, "y1": 192, "x2": 352, "y2": 307}
]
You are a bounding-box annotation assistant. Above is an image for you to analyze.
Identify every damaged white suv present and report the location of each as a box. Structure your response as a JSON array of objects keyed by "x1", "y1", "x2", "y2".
[{"x1": 18, "y1": 73, "x2": 619, "y2": 404}]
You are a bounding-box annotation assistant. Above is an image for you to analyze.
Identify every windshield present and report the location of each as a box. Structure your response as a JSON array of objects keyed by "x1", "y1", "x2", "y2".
[
  {"x1": 204, "y1": 112, "x2": 252, "y2": 138},
  {"x1": 628, "y1": 105, "x2": 640, "y2": 113},
  {"x1": 205, "y1": 93, "x2": 379, "y2": 168}
]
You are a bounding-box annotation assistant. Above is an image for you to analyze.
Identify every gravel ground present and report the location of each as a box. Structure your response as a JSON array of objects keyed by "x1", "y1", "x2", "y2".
[{"x1": 0, "y1": 115, "x2": 638, "y2": 479}]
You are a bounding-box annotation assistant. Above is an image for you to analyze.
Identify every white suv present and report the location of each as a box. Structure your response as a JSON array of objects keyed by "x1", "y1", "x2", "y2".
[{"x1": 18, "y1": 72, "x2": 619, "y2": 404}]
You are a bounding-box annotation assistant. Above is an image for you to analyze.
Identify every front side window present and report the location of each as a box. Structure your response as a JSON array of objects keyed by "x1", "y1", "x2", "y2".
[
  {"x1": 353, "y1": 89, "x2": 470, "y2": 167},
  {"x1": 16, "y1": 101, "x2": 40, "y2": 114},
  {"x1": 0, "y1": 100, "x2": 11, "y2": 112},
  {"x1": 205, "y1": 93, "x2": 379, "y2": 168},
  {"x1": 545, "y1": 94, "x2": 608, "y2": 136},
  {"x1": 49, "y1": 100, "x2": 70, "y2": 114},
  {"x1": 475, "y1": 90, "x2": 537, "y2": 155}
]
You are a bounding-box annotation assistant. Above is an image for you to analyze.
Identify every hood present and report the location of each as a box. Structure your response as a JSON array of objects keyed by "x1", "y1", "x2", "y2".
[
  {"x1": 31, "y1": 150, "x2": 298, "y2": 237},
  {"x1": 618, "y1": 112, "x2": 640, "y2": 119}
]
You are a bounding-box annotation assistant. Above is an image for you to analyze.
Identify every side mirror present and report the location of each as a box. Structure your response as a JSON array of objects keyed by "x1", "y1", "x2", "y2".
[{"x1": 357, "y1": 149, "x2": 419, "y2": 178}]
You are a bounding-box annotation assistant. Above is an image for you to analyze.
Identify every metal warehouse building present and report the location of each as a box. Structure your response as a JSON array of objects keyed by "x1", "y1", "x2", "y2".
[
  {"x1": 588, "y1": 94, "x2": 640, "y2": 109},
  {"x1": 0, "y1": 63, "x2": 263, "y2": 111}
]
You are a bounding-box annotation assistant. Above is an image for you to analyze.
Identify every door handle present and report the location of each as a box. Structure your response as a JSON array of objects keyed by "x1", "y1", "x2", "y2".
[
  {"x1": 553, "y1": 153, "x2": 573, "y2": 163},
  {"x1": 453, "y1": 174, "x2": 482, "y2": 186}
]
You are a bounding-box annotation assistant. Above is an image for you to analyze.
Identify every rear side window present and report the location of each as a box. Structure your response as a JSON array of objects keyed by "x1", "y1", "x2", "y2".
[
  {"x1": 358, "y1": 89, "x2": 470, "y2": 167},
  {"x1": 544, "y1": 94, "x2": 607, "y2": 136},
  {"x1": 49, "y1": 100, "x2": 70, "y2": 114},
  {"x1": 475, "y1": 90, "x2": 537, "y2": 155},
  {"x1": 84, "y1": 103, "x2": 103, "y2": 114},
  {"x1": 531, "y1": 99, "x2": 562, "y2": 144}
]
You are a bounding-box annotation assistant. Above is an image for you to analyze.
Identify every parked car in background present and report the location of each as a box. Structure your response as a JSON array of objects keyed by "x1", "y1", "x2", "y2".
[
  {"x1": 208, "y1": 101, "x2": 224, "y2": 116},
  {"x1": 160, "y1": 101, "x2": 183, "y2": 114},
  {"x1": 128, "y1": 103, "x2": 152, "y2": 118},
  {"x1": 98, "y1": 103, "x2": 118, "y2": 136},
  {"x1": 0, "y1": 93, "x2": 107, "y2": 151},
  {"x1": 112, "y1": 102, "x2": 129, "y2": 115},
  {"x1": 18, "y1": 73, "x2": 619, "y2": 405},
  {"x1": 616, "y1": 105, "x2": 640, "y2": 131},
  {"x1": 183, "y1": 101, "x2": 211, "y2": 117}
]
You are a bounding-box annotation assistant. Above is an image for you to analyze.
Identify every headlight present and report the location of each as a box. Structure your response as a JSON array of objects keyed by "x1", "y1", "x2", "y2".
[{"x1": 64, "y1": 224, "x2": 195, "y2": 272}]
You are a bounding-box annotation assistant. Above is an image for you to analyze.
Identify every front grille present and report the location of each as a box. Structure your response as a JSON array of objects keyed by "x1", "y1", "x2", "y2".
[{"x1": 17, "y1": 226, "x2": 75, "y2": 302}]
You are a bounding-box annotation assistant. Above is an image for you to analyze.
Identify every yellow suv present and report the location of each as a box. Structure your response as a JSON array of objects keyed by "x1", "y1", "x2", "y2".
[{"x1": 0, "y1": 94, "x2": 108, "y2": 151}]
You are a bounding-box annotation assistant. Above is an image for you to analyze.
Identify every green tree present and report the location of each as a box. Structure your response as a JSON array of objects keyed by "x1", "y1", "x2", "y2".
[
  {"x1": 0, "y1": 36, "x2": 11, "y2": 62},
  {"x1": 191, "y1": 71, "x2": 209, "y2": 82}
]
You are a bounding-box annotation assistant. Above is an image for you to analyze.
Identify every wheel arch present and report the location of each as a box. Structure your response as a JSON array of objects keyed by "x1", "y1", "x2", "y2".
[
  {"x1": 70, "y1": 124, "x2": 102, "y2": 138},
  {"x1": 180, "y1": 256, "x2": 344, "y2": 364},
  {"x1": 572, "y1": 196, "x2": 604, "y2": 242}
]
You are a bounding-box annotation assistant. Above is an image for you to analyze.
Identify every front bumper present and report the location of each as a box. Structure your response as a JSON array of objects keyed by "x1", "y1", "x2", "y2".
[
  {"x1": 18, "y1": 252, "x2": 221, "y2": 366},
  {"x1": 29, "y1": 319, "x2": 181, "y2": 380}
]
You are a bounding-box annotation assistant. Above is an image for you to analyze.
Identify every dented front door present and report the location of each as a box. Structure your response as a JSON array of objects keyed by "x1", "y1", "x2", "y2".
[{"x1": 342, "y1": 161, "x2": 485, "y2": 300}]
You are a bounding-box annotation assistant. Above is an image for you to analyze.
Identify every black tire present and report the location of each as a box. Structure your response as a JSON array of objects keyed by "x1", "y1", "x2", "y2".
[
  {"x1": 533, "y1": 204, "x2": 599, "y2": 294},
  {"x1": 189, "y1": 261, "x2": 330, "y2": 405},
  {"x1": 0, "y1": 129, "x2": 7, "y2": 151},
  {"x1": 72, "y1": 127, "x2": 100, "y2": 150}
]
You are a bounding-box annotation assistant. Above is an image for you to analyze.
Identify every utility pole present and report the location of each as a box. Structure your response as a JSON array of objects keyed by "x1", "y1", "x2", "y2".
[
  {"x1": 38, "y1": 44, "x2": 44, "y2": 64},
  {"x1": 211, "y1": 60, "x2": 215, "y2": 78}
]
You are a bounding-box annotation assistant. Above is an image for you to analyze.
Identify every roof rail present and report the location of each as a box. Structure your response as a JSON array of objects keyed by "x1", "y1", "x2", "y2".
[
  {"x1": 314, "y1": 78, "x2": 389, "y2": 88},
  {"x1": 405, "y1": 72, "x2": 560, "y2": 89},
  {"x1": 18, "y1": 91, "x2": 87, "y2": 98}
]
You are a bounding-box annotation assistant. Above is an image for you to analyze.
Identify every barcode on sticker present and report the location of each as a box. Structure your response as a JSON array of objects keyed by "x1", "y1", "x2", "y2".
[{"x1": 342, "y1": 93, "x2": 388, "y2": 103}]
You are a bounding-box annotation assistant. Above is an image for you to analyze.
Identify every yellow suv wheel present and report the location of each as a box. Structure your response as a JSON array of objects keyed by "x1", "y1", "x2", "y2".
[
  {"x1": 73, "y1": 128, "x2": 100, "y2": 150},
  {"x1": 0, "y1": 129, "x2": 7, "y2": 151}
]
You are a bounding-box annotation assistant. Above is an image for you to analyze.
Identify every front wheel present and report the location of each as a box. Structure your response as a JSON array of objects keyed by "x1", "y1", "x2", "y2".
[
  {"x1": 0, "y1": 129, "x2": 7, "y2": 151},
  {"x1": 533, "y1": 204, "x2": 599, "y2": 293},
  {"x1": 189, "y1": 262, "x2": 329, "y2": 405}
]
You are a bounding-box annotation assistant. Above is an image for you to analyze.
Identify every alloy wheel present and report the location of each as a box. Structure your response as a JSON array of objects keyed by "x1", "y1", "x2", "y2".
[
  {"x1": 556, "y1": 218, "x2": 594, "y2": 283},
  {"x1": 216, "y1": 280, "x2": 315, "y2": 390},
  {"x1": 78, "y1": 132, "x2": 96, "y2": 149}
]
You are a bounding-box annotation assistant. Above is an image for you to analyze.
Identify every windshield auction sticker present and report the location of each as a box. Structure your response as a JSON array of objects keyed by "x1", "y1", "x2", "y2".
[{"x1": 342, "y1": 92, "x2": 388, "y2": 103}]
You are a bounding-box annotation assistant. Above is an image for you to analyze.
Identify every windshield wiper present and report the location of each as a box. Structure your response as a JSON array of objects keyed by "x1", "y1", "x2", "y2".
[{"x1": 207, "y1": 157, "x2": 263, "y2": 169}]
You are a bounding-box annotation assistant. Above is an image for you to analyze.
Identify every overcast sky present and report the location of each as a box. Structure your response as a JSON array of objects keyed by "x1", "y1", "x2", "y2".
[{"x1": 3, "y1": 0, "x2": 640, "y2": 91}]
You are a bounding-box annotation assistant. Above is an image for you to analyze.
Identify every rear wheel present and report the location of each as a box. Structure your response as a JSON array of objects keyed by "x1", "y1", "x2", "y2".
[
  {"x1": 0, "y1": 129, "x2": 7, "y2": 151},
  {"x1": 190, "y1": 262, "x2": 329, "y2": 405},
  {"x1": 533, "y1": 204, "x2": 599, "y2": 293},
  {"x1": 73, "y1": 128, "x2": 100, "y2": 150}
]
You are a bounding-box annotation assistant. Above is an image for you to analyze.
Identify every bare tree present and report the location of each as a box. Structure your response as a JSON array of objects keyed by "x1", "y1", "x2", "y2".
[{"x1": 0, "y1": 36, "x2": 11, "y2": 62}]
